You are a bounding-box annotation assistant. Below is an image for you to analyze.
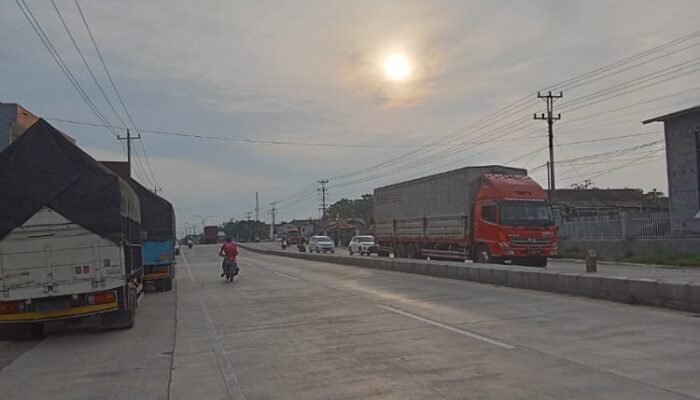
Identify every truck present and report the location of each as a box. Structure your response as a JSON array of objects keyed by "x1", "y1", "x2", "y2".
[
  {"x1": 373, "y1": 165, "x2": 558, "y2": 267},
  {"x1": 101, "y1": 161, "x2": 176, "y2": 292},
  {"x1": 130, "y1": 179, "x2": 176, "y2": 292},
  {"x1": 203, "y1": 225, "x2": 219, "y2": 244},
  {"x1": 0, "y1": 120, "x2": 143, "y2": 337}
]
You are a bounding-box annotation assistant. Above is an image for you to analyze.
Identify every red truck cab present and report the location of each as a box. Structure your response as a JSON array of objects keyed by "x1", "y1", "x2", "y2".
[{"x1": 471, "y1": 174, "x2": 558, "y2": 267}]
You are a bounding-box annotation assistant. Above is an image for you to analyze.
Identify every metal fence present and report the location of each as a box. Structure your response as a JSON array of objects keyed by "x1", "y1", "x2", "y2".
[{"x1": 557, "y1": 211, "x2": 700, "y2": 239}]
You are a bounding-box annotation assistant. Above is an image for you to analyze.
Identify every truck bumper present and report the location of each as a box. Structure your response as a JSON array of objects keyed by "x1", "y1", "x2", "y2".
[{"x1": 0, "y1": 302, "x2": 119, "y2": 322}]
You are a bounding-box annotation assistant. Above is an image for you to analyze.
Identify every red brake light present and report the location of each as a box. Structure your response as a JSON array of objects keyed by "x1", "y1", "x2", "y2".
[{"x1": 88, "y1": 291, "x2": 116, "y2": 305}]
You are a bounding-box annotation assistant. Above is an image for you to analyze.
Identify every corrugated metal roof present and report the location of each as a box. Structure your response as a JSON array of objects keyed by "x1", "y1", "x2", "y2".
[{"x1": 642, "y1": 104, "x2": 700, "y2": 124}]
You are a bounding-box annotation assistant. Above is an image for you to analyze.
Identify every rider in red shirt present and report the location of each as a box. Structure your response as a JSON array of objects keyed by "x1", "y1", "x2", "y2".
[{"x1": 219, "y1": 237, "x2": 239, "y2": 277}]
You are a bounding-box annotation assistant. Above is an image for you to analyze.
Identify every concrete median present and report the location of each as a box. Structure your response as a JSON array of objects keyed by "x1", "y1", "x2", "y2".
[{"x1": 240, "y1": 244, "x2": 700, "y2": 313}]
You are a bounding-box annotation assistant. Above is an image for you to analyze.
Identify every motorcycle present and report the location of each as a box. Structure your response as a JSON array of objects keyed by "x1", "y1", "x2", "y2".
[
  {"x1": 187, "y1": 242, "x2": 193, "y2": 249},
  {"x1": 221, "y1": 256, "x2": 239, "y2": 282}
]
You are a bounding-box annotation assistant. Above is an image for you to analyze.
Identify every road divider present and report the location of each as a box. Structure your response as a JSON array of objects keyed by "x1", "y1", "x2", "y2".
[{"x1": 239, "y1": 245, "x2": 700, "y2": 313}]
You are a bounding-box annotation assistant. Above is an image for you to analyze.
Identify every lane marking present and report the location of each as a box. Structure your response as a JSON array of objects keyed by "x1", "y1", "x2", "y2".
[
  {"x1": 377, "y1": 305, "x2": 515, "y2": 350},
  {"x1": 272, "y1": 271, "x2": 299, "y2": 281},
  {"x1": 182, "y1": 253, "x2": 247, "y2": 400}
]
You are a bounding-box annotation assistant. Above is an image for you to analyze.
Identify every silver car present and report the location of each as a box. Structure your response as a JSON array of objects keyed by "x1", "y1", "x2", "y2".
[{"x1": 309, "y1": 235, "x2": 335, "y2": 253}]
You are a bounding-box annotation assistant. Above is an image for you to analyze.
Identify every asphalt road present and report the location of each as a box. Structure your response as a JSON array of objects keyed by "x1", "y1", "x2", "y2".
[{"x1": 1, "y1": 245, "x2": 699, "y2": 399}]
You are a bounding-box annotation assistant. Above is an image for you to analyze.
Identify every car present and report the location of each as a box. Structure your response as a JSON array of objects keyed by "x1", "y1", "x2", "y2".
[
  {"x1": 348, "y1": 235, "x2": 376, "y2": 256},
  {"x1": 309, "y1": 235, "x2": 335, "y2": 253}
]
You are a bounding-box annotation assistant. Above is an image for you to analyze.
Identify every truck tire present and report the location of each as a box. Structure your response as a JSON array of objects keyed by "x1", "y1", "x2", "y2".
[
  {"x1": 99, "y1": 287, "x2": 136, "y2": 330},
  {"x1": 528, "y1": 257, "x2": 548, "y2": 268},
  {"x1": 160, "y1": 278, "x2": 173, "y2": 292},
  {"x1": 473, "y1": 245, "x2": 490, "y2": 264}
]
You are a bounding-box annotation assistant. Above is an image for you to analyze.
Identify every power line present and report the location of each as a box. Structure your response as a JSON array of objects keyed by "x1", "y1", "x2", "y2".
[{"x1": 74, "y1": 0, "x2": 159, "y2": 188}]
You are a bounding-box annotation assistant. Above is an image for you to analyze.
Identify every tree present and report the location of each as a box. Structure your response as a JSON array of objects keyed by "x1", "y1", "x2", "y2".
[
  {"x1": 326, "y1": 194, "x2": 374, "y2": 223},
  {"x1": 570, "y1": 179, "x2": 596, "y2": 190},
  {"x1": 223, "y1": 219, "x2": 267, "y2": 241}
]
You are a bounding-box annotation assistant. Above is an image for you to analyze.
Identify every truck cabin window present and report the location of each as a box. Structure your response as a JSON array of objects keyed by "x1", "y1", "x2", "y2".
[
  {"x1": 499, "y1": 201, "x2": 554, "y2": 227},
  {"x1": 481, "y1": 205, "x2": 497, "y2": 223}
]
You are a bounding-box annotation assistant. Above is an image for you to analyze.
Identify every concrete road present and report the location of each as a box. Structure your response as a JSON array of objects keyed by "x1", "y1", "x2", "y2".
[
  {"x1": 1, "y1": 245, "x2": 699, "y2": 399},
  {"x1": 256, "y1": 241, "x2": 700, "y2": 281}
]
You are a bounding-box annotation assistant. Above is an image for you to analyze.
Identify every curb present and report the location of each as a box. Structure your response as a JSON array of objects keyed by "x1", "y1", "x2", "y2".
[{"x1": 240, "y1": 245, "x2": 700, "y2": 313}]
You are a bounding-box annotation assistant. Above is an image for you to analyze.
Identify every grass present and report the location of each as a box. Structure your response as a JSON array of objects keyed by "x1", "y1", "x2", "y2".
[{"x1": 621, "y1": 253, "x2": 700, "y2": 267}]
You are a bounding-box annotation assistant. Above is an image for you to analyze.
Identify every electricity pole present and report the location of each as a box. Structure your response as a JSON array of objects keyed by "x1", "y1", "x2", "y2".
[
  {"x1": 534, "y1": 91, "x2": 562, "y2": 200},
  {"x1": 117, "y1": 128, "x2": 141, "y2": 177},
  {"x1": 268, "y1": 202, "x2": 277, "y2": 239},
  {"x1": 317, "y1": 179, "x2": 329, "y2": 221},
  {"x1": 255, "y1": 192, "x2": 260, "y2": 221}
]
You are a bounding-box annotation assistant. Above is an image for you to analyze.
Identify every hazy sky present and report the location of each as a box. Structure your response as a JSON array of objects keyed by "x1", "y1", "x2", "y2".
[{"x1": 2, "y1": 1, "x2": 700, "y2": 234}]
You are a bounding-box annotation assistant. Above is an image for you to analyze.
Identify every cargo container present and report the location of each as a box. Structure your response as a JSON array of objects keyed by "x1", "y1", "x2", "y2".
[
  {"x1": 0, "y1": 120, "x2": 143, "y2": 336},
  {"x1": 203, "y1": 225, "x2": 219, "y2": 244},
  {"x1": 101, "y1": 162, "x2": 176, "y2": 292},
  {"x1": 374, "y1": 165, "x2": 558, "y2": 267}
]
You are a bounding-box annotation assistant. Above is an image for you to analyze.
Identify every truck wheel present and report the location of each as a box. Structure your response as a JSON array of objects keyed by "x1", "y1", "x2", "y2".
[
  {"x1": 161, "y1": 278, "x2": 173, "y2": 292},
  {"x1": 474, "y1": 245, "x2": 490, "y2": 264},
  {"x1": 529, "y1": 257, "x2": 548, "y2": 268},
  {"x1": 99, "y1": 288, "x2": 136, "y2": 330}
]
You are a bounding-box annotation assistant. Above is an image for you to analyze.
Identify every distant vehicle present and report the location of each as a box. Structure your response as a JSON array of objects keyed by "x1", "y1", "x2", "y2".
[
  {"x1": 0, "y1": 121, "x2": 142, "y2": 337},
  {"x1": 374, "y1": 165, "x2": 558, "y2": 267},
  {"x1": 309, "y1": 235, "x2": 335, "y2": 253},
  {"x1": 203, "y1": 225, "x2": 219, "y2": 244},
  {"x1": 174, "y1": 242, "x2": 181, "y2": 255},
  {"x1": 283, "y1": 228, "x2": 300, "y2": 245},
  {"x1": 348, "y1": 235, "x2": 376, "y2": 256}
]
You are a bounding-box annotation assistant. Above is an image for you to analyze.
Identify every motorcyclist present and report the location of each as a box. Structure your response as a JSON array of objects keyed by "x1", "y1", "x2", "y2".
[{"x1": 219, "y1": 237, "x2": 239, "y2": 278}]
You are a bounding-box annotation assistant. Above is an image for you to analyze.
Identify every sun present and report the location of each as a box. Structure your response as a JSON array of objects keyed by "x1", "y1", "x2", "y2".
[{"x1": 383, "y1": 53, "x2": 411, "y2": 81}]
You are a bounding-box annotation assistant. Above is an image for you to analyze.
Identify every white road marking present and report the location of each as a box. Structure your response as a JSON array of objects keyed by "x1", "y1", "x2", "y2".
[
  {"x1": 377, "y1": 305, "x2": 515, "y2": 350},
  {"x1": 272, "y1": 271, "x2": 299, "y2": 281},
  {"x1": 181, "y1": 253, "x2": 247, "y2": 400}
]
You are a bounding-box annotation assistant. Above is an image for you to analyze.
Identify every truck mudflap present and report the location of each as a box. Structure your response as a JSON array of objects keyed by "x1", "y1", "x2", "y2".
[{"x1": 0, "y1": 290, "x2": 119, "y2": 322}]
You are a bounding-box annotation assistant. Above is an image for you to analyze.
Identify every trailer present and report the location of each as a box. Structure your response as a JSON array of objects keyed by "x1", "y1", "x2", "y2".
[
  {"x1": 0, "y1": 120, "x2": 143, "y2": 337},
  {"x1": 203, "y1": 225, "x2": 219, "y2": 244},
  {"x1": 130, "y1": 179, "x2": 176, "y2": 292},
  {"x1": 374, "y1": 165, "x2": 558, "y2": 267}
]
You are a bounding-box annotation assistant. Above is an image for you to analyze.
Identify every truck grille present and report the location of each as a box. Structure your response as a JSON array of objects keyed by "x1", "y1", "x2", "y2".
[{"x1": 511, "y1": 237, "x2": 551, "y2": 246}]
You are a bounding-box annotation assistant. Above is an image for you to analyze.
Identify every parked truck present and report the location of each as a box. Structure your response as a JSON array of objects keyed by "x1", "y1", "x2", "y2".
[
  {"x1": 101, "y1": 161, "x2": 176, "y2": 292},
  {"x1": 203, "y1": 225, "x2": 219, "y2": 244},
  {"x1": 374, "y1": 165, "x2": 558, "y2": 267},
  {"x1": 0, "y1": 120, "x2": 143, "y2": 337},
  {"x1": 130, "y1": 180, "x2": 176, "y2": 292}
]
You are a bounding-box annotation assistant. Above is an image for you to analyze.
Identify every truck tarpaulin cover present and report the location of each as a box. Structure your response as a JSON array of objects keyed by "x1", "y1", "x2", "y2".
[
  {"x1": 129, "y1": 178, "x2": 175, "y2": 241},
  {"x1": 0, "y1": 119, "x2": 140, "y2": 243}
]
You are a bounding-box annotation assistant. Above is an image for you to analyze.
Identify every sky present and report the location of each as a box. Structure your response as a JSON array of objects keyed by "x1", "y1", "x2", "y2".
[{"x1": 2, "y1": 0, "x2": 700, "y2": 235}]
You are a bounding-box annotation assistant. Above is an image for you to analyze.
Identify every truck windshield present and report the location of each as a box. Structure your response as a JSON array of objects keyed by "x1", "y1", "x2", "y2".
[{"x1": 499, "y1": 201, "x2": 554, "y2": 227}]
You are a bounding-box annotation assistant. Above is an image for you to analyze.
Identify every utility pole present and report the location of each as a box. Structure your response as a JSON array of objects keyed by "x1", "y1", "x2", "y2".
[
  {"x1": 317, "y1": 179, "x2": 329, "y2": 221},
  {"x1": 268, "y1": 202, "x2": 277, "y2": 240},
  {"x1": 534, "y1": 91, "x2": 562, "y2": 200},
  {"x1": 117, "y1": 128, "x2": 141, "y2": 177},
  {"x1": 255, "y1": 192, "x2": 260, "y2": 221}
]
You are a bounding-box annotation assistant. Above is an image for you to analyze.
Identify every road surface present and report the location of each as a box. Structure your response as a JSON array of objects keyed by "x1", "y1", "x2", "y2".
[
  {"x1": 1, "y1": 245, "x2": 699, "y2": 399},
  {"x1": 256, "y1": 241, "x2": 700, "y2": 282}
]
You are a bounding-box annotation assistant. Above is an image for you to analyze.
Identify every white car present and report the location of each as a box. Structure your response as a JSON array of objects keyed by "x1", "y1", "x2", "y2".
[
  {"x1": 309, "y1": 235, "x2": 335, "y2": 253},
  {"x1": 348, "y1": 235, "x2": 376, "y2": 256}
]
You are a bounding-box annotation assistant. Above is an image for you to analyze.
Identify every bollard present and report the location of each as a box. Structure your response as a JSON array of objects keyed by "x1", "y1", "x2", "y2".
[{"x1": 585, "y1": 249, "x2": 597, "y2": 273}]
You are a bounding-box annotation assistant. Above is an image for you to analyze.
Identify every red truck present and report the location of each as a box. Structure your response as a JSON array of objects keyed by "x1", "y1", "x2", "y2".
[
  {"x1": 203, "y1": 225, "x2": 219, "y2": 244},
  {"x1": 373, "y1": 165, "x2": 558, "y2": 267}
]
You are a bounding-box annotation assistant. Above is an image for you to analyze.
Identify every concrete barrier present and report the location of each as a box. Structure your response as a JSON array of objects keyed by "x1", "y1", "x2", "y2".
[{"x1": 240, "y1": 244, "x2": 700, "y2": 313}]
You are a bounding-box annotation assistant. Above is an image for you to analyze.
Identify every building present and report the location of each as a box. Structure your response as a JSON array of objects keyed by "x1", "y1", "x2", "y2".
[
  {"x1": 644, "y1": 105, "x2": 700, "y2": 233},
  {"x1": 550, "y1": 188, "x2": 668, "y2": 218},
  {"x1": 0, "y1": 101, "x2": 40, "y2": 152},
  {"x1": 1, "y1": 101, "x2": 75, "y2": 152}
]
